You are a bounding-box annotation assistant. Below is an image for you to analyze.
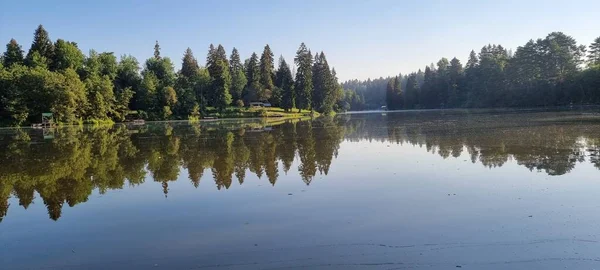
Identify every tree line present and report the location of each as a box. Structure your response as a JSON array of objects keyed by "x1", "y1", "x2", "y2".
[
  {"x1": 340, "y1": 32, "x2": 600, "y2": 110},
  {"x1": 0, "y1": 25, "x2": 345, "y2": 126}
]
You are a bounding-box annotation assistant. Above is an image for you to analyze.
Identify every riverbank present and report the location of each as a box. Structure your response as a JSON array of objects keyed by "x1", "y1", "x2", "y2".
[
  {"x1": 202, "y1": 107, "x2": 318, "y2": 119},
  {"x1": 0, "y1": 107, "x2": 319, "y2": 128}
]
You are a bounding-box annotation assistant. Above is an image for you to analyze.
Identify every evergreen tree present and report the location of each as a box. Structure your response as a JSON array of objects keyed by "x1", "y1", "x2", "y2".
[
  {"x1": 3, "y1": 39, "x2": 24, "y2": 68},
  {"x1": 448, "y1": 57, "x2": 464, "y2": 106},
  {"x1": 294, "y1": 43, "x2": 313, "y2": 112},
  {"x1": 589, "y1": 37, "x2": 600, "y2": 67},
  {"x1": 244, "y1": 52, "x2": 260, "y2": 102},
  {"x1": 386, "y1": 78, "x2": 395, "y2": 109},
  {"x1": 26, "y1": 25, "x2": 54, "y2": 67},
  {"x1": 154, "y1": 41, "x2": 161, "y2": 59},
  {"x1": 275, "y1": 56, "x2": 294, "y2": 111},
  {"x1": 229, "y1": 48, "x2": 247, "y2": 103},
  {"x1": 259, "y1": 44, "x2": 275, "y2": 101},
  {"x1": 404, "y1": 73, "x2": 419, "y2": 109},
  {"x1": 181, "y1": 48, "x2": 199, "y2": 78},
  {"x1": 175, "y1": 48, "x2": 199, "y2": 117},
  {"x1": 420, "y1": 65, "x2": 436, "y2": 108},
  {"x1": 464, "y1": 50, "x2": 479, "y2": 105},
  {"x1": 207, "y1": 44, "x2": 232, "y2": 110},
  {"x1": 312, "y1": 52, "x2": 336, "y2": 113},
  {"x1": 145, "y1": 44, "x2": 175, "y2": 89}
]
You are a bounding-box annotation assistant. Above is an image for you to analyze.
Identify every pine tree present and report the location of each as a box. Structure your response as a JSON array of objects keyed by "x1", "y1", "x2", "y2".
[
  {"x1": 229, "y1": 48, "x2": 247, "y2": 102},
  {"x1": 154, "y1": 41, "x2": 161, "y2": 59},
  {"x1": 589, "y1": 37, "x2": 600, "y2": 67},
  {"x1": 244, "y1": 52, "x2": 260, "y2": 102},
  {"x1": 448, "y1": 57, "x2": 464, "y2": 106},
  {"x1": 386, "y1": 78, "x2": 395, "y2": 109},
  {"x1": 259, "y1": 44, "x2": 275, "y2": 101},
  {"x1": 294, "y1": 43, "x2": 313, "y2": 112},
  {"x1": 276, "y1": 56, "x2": 294, "y2": 111},
  {"x1": 3, "y1": 39, "x2": 24, "y2": 68},
  {"x1": 207, "y1": 44, "x2": 232, "y2": 110},
  {"x1": 420, "y1": 66, "x2": 436, "y2": 108},
  {"x1": 26, "y1": 25, "x2": 54, "y2": 67},
  {"x1": 312, "y1": 52, "x2": 335, "y2": 113},
  {"x1": 404, "y1": 73, "x2": 419, "y2": 109},
  {"x1": 181, "y1": 48, "x2": 199, "y2": 78}
]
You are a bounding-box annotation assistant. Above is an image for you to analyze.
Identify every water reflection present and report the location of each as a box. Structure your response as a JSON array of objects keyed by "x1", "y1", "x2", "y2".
[
  {"x1": 343, "y1": 110, "x2": 600, "y2": 175},
  {"x1": 2, "y1": 110, "x2": 600, "y2": 222},
  {"x1": 0, "y1": 118, "x2": 345, "y2": 222}
]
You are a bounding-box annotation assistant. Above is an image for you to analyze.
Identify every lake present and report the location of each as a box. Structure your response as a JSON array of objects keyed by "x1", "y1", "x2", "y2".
[{"x1": 2, "y1": 109, "x2": 600, "y2": 269}]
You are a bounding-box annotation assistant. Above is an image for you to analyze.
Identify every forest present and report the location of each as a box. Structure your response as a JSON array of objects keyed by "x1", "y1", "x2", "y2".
[
  {"x1": 0, "y1": 25, "x2": 344, "y2": 126},
  {"x1": 342, "y1": 32, "x2": 600, "y2": 110}
]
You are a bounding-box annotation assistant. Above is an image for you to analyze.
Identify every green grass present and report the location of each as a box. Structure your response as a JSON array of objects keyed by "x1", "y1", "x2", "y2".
[{"x1": 204, "y1": 107, "x2": 318, "y2": 119}]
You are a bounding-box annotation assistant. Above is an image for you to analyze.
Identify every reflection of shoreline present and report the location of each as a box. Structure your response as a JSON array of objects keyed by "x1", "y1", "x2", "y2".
[
  {"x1": 2, "y1": 111, "x2": 600, "y2": 222},
  {"x1": 343, "y1": 111, "x2": 600, "y2": 175},
  {"x1": 0, "y1": 118, "x2": 344, "y2": 221}
]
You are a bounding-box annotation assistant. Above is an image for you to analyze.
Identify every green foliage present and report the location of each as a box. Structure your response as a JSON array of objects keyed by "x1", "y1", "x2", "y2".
[
  {"x1": 276, "y1": 56, "x2": 294, "y2": 111},
  {"x1": 404, "y1": 73, "x2": 419, "y2": 109},
  {"x1": 235, "y1": 99, "x2": 244, "y2": 107},
  {"x1": 51, "y1": 39, "x2": 84, "y2": 71},
  {"x1": 244, "y1": 52, "x2": 261, "y2": 102},
  {"x1": 386, "y1": 76, "x2": 402, "y2": 110},
  {"x1": 312, "y1": 52, "x2": 336, "y2": 114},
  {"x1": 3, "y1": 39, "x2": 25, "y2": 68},
  {"x1": 84, "y1": 74, "x2": 115, "y2": 120},
  {"x1": 181, "y1": 48, "x2": 199, "y2": 78},
  {"x1": 207, "y1": 44, "x2": 232, "y2": 111},
  {"x1": 589, "y1": 37, "x2": 600, "y2": 67},
  {"x1": 259, "y1": 44, "x2": 275, "y2": 100},
  {"x1": 344, "y1": 31, "x2": 597, "y2": 111},
  {"x1": 229, "y1": 48, "x2": 247, "y2": 102},
  {"x1": 115, "y1": 55, "x2": 141, "y2": 101},
  {"x1": 50, "y1": 68, "x2": 87, "y2": 123},
  {"x1": 137, "y1": 71, "x2": 158, "y2": 111},
  {"x1": 98, "y1": 52, "x2": 118, "y2": 80},
  {"x1": 26, "y1": 25, "x2": 54, "y2": 67},
  {"x1": 294, "y1": 43, "x2": 313, "y2": 111},
  {"x1": 0, "y1": 26, "x2": 344, "y2": 125}
]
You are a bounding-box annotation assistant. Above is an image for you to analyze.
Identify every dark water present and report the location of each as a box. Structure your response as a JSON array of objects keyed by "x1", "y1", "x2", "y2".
[{"x1": 2, "y1": 110, "x2": 600, "y2": 269}]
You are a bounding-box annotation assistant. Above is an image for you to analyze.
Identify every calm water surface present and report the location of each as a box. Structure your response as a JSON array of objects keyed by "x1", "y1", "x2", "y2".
[{"x1": 2, "y1": 110, "x2": 600, "y2": 269}]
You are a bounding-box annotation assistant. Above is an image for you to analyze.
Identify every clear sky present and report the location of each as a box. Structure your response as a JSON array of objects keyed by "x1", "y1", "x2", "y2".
[{"x1": 1, "y1": 0, "x2": 599, "y2": 81}]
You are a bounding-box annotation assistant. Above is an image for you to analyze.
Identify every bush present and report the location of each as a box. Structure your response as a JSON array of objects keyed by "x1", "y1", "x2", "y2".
[{"x1": 235, "y1": 99, "x2": 245, "y2": 107}]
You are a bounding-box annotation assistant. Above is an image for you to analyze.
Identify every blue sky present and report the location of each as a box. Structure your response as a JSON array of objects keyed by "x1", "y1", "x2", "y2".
[{"x1": 1, "y1": 0, "x2": 599, "y2": 81}]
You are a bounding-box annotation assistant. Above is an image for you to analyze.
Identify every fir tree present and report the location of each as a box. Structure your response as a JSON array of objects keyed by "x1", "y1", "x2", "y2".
[
  {"x1": 259, "y1": 44, "x2": 275, "y2": 101},
  {"x1": 181, "y1": 48, "x2": 199, "y2": 78},
  {"x1": 26, "y1": 25, "x2": 54, "y2": 67},
  {"x1": 589, "y1": 37, "x2": 600, "y2": 67},
  {"x1": 154, "y1": 41, "x2": 161, "y2": 59},
  {"x1": 276, "y1": 56, "x2": 294, "y2": 111},
  {"x1": 294, "y1": 43, "x2": 313, "y2": 112},
  {"x1": 207, "y1": 44, "x2": 232, "y2": 110},
  {"x1": 229, "y1": 48, "x2": 247, "y2": 102},
  {"x1": 3, "y1": 39, "x2": 24, "y2": 67},
  {"x1": 244, "y1": 52, "x2": 261, "y2": 102}
]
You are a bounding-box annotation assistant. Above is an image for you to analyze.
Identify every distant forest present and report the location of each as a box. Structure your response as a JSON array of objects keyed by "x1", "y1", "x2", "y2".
[
  {"x1": 342, "y1": 32, "x2": 600, "y2": 110},
  {"x1": 0, "y1": 25, "x2": 344, "y2": 126}
]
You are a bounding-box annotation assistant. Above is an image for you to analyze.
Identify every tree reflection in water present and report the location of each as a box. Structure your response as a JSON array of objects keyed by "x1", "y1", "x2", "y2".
[{"x1": 2, "y1": 110, "x2": 600, "y2": 221}]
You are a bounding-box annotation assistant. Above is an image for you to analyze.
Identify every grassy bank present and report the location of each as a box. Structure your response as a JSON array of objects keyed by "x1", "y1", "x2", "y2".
[{"x1": 203, "y1": 107, "x2": 319, "y2": 119}]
